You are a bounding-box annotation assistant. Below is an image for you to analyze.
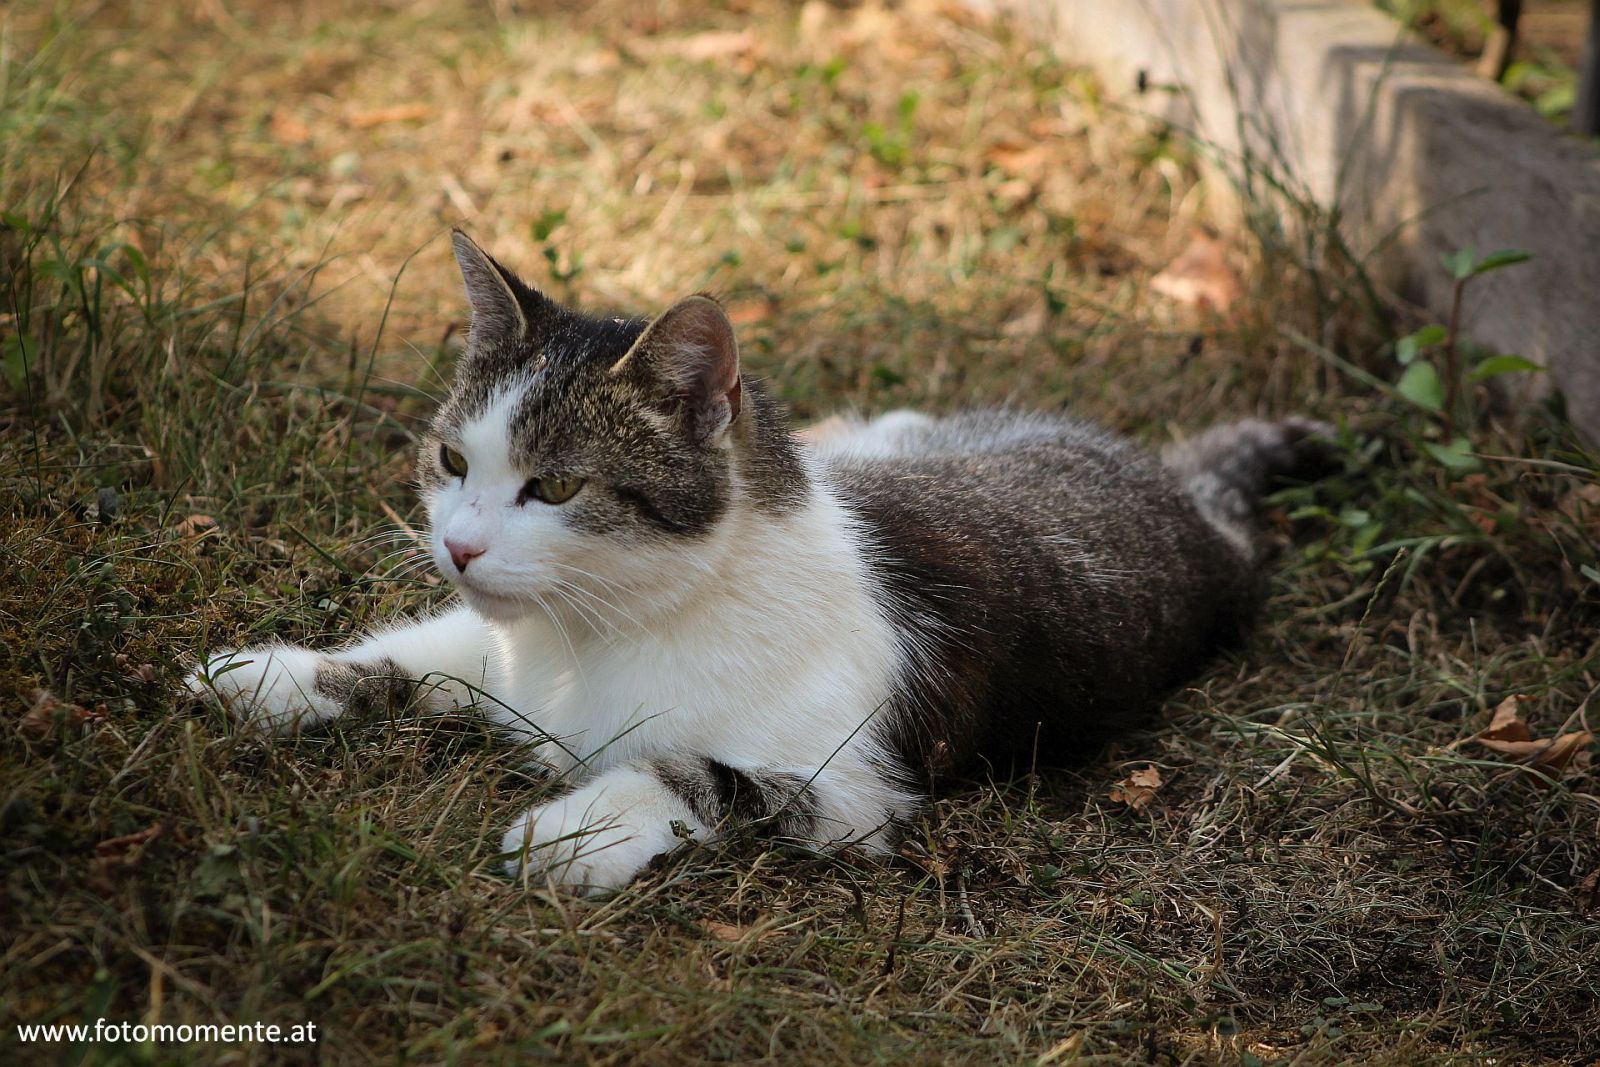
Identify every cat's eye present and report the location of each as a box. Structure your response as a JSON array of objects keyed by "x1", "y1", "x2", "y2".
[
  {"x1": 522, "y1": 475, "x2": 584, "y2": 505},
  {"x1": 439, "y1": 443, "x2": 468, "y2": 478}
]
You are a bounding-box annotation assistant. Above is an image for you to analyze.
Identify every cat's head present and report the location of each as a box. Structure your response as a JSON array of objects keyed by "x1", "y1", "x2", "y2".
[{"x1": 419, "y1": 231, "x2": 801, "y2": 623}]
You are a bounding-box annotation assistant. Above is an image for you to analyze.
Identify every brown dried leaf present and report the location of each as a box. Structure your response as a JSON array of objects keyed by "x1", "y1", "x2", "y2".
[
  {"x1": 175, "y1": 514, "x2": 219, "y2": 539},
  {"x1": 705, "y1": 919, "x2": 778, "y2": 943},
  {"x1": 1577, "y1": 868, "x2": 1600, "y2": 914},
  {"x1": 127, "y1": 662, "x2": 158, "y2": 684},
  {"x1": 985, "y1": 141, "x2": 1053, "y2": 183},
  {"x1": 347, "y1": 104, "x2": 434, "y2": 129},
  {"x1": 1472, "y1": 696, "x2": 1594, "y2": 779},
  {"x1": 1149, "y1": 234, "x2": 1242, "y2": 313},
  {"x1": 1109, "y1": 765, "x2": 1163, "y2": 812},
  {"x1": 993, "y1": 179, "x2": 1037, "y2": 204},
  {"x1": 631, "y1": 30, "x2": 759, "y2": 63},
  {"x1": 95, "y1": 824, "x2": 164, "y2": 858},
  {"x1": 839, "y1": 5, "x2": 917, "y2": 60},
  {"x1": 573, "y1": 50, "x2": 621, "y2": 77},
  {"x1": 727, "y1": 300, "x2": 776, "y2": 326},
  {"x1": 1475, "y1": 731, "x2": 1594, "y2": 777},
  {"x1": 895, "y1": 837, "x2": 949, "y2": 879},
  {"x1": 1481, "y1": 694, "x2": 1534, "y2": 742},
  {"x1": 1459, "y1": 473, "x2": 1505, "y2": 512},
  {"x1": 90, "y1": 823, "x2": 165, "y2": 894},
  {"x1": 19, "y1": 690, "x2": 62, "y2": 736},
  {"x1": 20, "y1": 689, "x2": 104, "y2": 737},
  {"x1": 269, "y1": 108, "x2": 311, "y2": 145},
  {"x1": 1027, "y1": 116, "x2": 1067, "y2": 139},
  {"x1": 1002, "y1": 299, "x2": 1049, "y2": 337},
  {"x1": 797, "y1": 0, "x2": 833, "y2": 45}
]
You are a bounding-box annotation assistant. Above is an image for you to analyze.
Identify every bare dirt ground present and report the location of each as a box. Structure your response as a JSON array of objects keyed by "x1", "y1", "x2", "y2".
[{"x1": 3, "y1": 2, "x2": 1599, "y2": 1064}]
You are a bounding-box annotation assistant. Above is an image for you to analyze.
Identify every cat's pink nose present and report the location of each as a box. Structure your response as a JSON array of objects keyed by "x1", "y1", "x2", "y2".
[{"x1": 444, "y1": 537, "x2": 485, "y2": 573}]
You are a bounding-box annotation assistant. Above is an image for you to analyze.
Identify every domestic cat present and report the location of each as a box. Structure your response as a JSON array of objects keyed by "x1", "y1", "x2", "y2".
[{"x1": 187, "y1": 230, "x2": 1329, "y2": 895}]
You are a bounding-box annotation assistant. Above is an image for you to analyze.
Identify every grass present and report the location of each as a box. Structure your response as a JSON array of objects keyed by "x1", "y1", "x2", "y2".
[{"x1": 3, "y1": 1, "x2": 1600, "y2": 1063}]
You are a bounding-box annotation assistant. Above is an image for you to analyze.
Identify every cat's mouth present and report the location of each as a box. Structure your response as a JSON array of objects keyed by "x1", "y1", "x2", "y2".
[{"x1": 452, "y1": 577, "x2": 534, "y2": 620}]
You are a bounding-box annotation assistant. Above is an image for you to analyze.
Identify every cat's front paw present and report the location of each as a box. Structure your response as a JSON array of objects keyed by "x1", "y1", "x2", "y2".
[
  {"x1": 500, "y1": 768, "x2": 691, "y2": 896},
  {"x1": 185, "y1": 645, "x2": 338, "y2": 734}
]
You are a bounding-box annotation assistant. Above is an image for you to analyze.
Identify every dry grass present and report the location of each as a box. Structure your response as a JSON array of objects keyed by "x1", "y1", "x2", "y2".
[{"x1": 3, "y1": 1, "x2": 1599, "y2": 1064}]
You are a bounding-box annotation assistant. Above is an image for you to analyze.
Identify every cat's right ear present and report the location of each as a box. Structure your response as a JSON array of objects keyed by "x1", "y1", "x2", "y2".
[
  {"x1": 610, "y1": 295, "x2": 741, "y2": 444},
  {"x1": 450, "y1": 230, "x2": 551, "y2": 342}
]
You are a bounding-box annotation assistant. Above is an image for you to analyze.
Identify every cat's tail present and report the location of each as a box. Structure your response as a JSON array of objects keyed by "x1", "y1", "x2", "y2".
[{"x1": 1161, "y1": 417, "x2": 1336, "y2": 561}]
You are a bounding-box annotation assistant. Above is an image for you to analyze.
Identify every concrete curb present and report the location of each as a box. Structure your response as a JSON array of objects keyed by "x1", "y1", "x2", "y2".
[{"x1": 987, "y1": 0, "x2": 1600, "y2": 436}]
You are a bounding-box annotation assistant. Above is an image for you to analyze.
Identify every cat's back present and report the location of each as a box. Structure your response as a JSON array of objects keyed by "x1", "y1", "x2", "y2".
[
  {"x1": 818, "y1": 409, "x2": 1225, "y2": 559},
  {"x1": 813, "y1": 409, "x2": 1259, "y2": 772}
]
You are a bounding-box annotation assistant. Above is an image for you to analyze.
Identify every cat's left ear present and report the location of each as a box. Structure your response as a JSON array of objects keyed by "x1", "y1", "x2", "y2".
[{"x1": 611, "y1": 295, "x2": 742, "y2": 443}]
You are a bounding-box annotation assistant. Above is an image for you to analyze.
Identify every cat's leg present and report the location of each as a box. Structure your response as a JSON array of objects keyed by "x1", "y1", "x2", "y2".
[
  {"x1": 501, "y1": 756, "x2": 914, "y2": 895},
  {"x1": 186, "y1": 603, "x2": 497, "y2": 734}
]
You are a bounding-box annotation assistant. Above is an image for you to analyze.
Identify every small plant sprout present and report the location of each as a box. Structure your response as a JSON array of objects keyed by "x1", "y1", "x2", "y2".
[{"x1": 1392, "y1": 246, "x2": 1541, "y2": 464}]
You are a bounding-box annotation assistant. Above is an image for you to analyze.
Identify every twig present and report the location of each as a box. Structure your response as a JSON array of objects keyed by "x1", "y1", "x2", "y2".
[{"x1": 954, "y1": 867, "x2": 985, "y2": 939}]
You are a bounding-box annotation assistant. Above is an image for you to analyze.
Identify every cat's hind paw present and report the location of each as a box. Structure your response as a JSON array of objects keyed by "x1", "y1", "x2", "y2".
[{"x1": 185, "y1": 645, "x2": 339, "y2": 735}]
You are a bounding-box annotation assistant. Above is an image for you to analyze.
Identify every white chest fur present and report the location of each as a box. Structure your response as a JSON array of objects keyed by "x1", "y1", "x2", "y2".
[{"x1": 482, "y1": 485, "x2": 905, "y2": 782}]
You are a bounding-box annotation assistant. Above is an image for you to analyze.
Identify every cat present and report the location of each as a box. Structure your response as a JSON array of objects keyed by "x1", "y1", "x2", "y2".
[{"x1": 187, "y1": 230, "x2": 1329, "y2": 895}]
